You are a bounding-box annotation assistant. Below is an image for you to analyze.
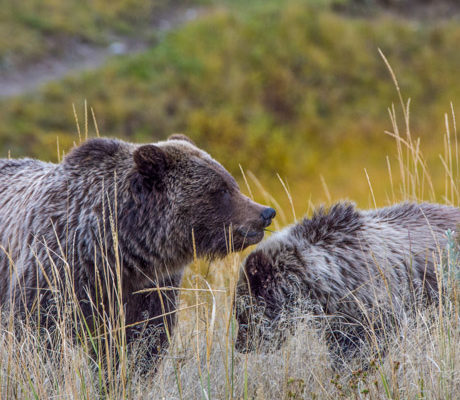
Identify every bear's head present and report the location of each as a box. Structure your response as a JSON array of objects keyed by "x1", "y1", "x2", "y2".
[
  {"x1": 130, "y1": 134, "x2": 276, "y2": 259},
  {"x1": 234, "y1": 235, "x2": 309, "y2": 353}
]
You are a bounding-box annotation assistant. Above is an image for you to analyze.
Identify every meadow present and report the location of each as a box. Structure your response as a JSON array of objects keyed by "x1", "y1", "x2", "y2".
[
  {"x1": 0, "y1": 98, "x2": 458, "y2": 399},
  {"x1": 0, "y1": 0, "x2": 459, "y2": 398}
]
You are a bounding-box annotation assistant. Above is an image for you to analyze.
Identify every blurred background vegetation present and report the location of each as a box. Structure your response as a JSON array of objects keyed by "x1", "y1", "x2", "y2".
[{"x1": 0, "y1": 0, "x2": 459, "y2": 215}]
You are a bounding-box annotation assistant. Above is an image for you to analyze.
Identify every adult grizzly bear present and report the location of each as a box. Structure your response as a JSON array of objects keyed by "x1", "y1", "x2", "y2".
[
  {"x1": 235, "y1": 202, "x2": 459, "y2": 364},
  {"x1": 0, "y1": 134, "x2": 275, "y2": 370}
]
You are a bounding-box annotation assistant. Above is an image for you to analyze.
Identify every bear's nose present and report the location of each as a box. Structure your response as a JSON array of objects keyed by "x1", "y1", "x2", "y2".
[{"x1": 260, "y1": 207, "x2": 276, "y2": 227}]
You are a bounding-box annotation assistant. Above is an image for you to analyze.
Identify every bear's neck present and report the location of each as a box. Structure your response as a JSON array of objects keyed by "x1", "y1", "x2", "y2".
[
  {"x1": 61, "y1": 161, "x2": 193, "y2": 296},
  {"x1": 116, "y1": 193, "x2": 194, "y2": 292}
]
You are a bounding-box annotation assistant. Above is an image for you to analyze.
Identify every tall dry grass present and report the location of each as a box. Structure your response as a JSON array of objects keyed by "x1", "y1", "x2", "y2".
[{"x1": 0, "y1": 68, "x2": 459, "y2": 399}]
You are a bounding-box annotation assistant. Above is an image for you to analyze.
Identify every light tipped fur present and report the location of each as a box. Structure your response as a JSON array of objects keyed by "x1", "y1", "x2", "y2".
[
  {"x1": 235, "y1": 202, "x2": 460, "y2": 364},
  {"x1": 0, "y1": 135, "x2": 274, "y2": 372}
]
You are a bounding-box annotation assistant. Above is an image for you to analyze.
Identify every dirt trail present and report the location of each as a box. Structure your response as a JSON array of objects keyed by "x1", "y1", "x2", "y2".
[{"x1": 0, "y1": 8, "x2": 200, "y2": 99}]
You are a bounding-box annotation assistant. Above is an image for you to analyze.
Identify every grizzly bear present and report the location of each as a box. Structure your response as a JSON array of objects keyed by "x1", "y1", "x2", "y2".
[
  {"x1": 235, "y1": 202, "x2": 459, "y2": 364},
  {"x1": 0, "y1": 134, "x2": 275, "y2": 370}
]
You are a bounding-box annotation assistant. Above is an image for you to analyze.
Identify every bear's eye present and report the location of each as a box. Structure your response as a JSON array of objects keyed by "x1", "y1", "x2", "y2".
[
  {"x1": 213, "y1": 187, "x2": 229, "y2": 196},
  {"x1": 211, "y1": 187, "x2": 231, "y2": 203}
]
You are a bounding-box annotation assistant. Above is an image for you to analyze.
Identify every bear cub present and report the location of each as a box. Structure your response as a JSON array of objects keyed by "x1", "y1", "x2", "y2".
[{"x1": 235, "y1": 202, "x2": 459, "y2": 364}]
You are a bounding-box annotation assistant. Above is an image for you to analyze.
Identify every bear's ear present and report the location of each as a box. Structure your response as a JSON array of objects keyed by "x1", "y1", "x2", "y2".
[
  {"x1": 168, "y1": 133, "x2": 195, "y2": 146},
  {"x1": 244, "y1": 251, "x2": 274, "y2": 298},
  {"x1": 132, "y1": 145, "x2": 169, "y2": 192}
]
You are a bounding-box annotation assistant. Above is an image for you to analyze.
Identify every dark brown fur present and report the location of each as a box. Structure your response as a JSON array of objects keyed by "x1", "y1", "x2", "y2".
[{"x1": 0, "y1": 135, "x2": 275, "y2": 372}]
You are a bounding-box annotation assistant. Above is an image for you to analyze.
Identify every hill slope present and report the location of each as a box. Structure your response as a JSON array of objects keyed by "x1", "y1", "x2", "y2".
[{"x1": 0, "y1": 0, "x2": 459, "y2": 208}]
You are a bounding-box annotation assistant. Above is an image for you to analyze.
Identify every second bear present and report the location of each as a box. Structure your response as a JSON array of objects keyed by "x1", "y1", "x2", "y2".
[{"x1": 235, "y1": 202, "x2": 459, "y2": 362}]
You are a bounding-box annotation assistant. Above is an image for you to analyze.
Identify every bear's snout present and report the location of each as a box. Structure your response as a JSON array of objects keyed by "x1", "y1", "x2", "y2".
[{"x1": 260, "y1": 207, "x2": 276, "y2": 227}]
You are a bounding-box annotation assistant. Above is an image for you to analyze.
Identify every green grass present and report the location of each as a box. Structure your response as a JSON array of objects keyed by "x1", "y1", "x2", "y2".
[
  {"x1": 0, "y1": 0, "x2": 459, "y2": 208},
  {"x1": 0, "y1": 0, "x2": 205, "y2": 69}
]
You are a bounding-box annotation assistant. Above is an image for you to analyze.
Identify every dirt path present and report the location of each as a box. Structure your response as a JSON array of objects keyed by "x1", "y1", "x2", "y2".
[{"x1": 0, "y1": 8, "x2": 200, "y2": 99}]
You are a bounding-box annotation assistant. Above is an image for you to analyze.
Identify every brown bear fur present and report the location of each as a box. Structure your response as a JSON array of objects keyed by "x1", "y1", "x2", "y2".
[
  {"x1": 0, "y1": 135, "x2": 275, "y2": 371},
  {"x1": 235, "y1": 202, "x2": 459, "y2": 364}
]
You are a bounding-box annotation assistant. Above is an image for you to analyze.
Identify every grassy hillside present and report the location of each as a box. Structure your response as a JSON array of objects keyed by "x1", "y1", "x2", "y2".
[
  {"x1": 0, "y1": 0, "x2": 203, "y2": 69},
  {"x1": 1, "y1": 0, "x2": 459, "y2": 210}
]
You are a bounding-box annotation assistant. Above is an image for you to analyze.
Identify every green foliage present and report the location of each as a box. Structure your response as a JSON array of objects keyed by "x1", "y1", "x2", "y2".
[
  {"x1": 0, "y1": 0, "x2": 459, "y2": 207},
  {"x1": 0, "y1": 0, "x2": 201, "y2": 68}
]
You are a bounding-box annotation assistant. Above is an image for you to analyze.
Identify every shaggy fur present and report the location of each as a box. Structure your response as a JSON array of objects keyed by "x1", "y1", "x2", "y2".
[
  {"x1": 235, "y1": 202, "x2": 460, "y2": 363},
  {"x1": 0, "y1": 135, "x2": 275, "y2": 370}
]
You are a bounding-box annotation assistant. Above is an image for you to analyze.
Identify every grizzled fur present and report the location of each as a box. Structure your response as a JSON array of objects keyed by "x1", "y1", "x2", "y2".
[
  {"x1": 235, "y1": 202, "x2": 460, "y2": 363},
  {"x1": 0, "y1": 135, "x2": 274, "y2": 370}
]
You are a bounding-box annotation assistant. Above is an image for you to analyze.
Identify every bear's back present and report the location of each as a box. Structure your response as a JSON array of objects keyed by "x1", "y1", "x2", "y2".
[
  {"x1": 368, "y1": 202, "x2": 460, "y2": 233},
  {"x1": 0, "y1": 157, "x2": 54, "y2": 182},
  {"x1": 359, "y1": 202, "x2": 460, "y2": 300},
  {"x1": 295, "y1": 202, "x2": 458, "y2": 304},
  {"x1": 0, "y1": 158, "x2": 56, "y2": 209},
  {"x1": 364, "y1": 202, "x2": 460, "y2": 261}
]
